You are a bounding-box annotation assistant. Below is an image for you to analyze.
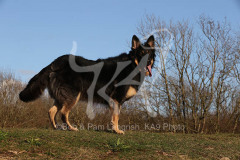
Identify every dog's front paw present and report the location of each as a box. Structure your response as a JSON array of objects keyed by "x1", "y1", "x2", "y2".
[
  {"x1": 69, "y1": 127, "x2": 79, "y2": 131},
  {"x1": 115, "y1": 129, "x2": 125, "y2": 134}
]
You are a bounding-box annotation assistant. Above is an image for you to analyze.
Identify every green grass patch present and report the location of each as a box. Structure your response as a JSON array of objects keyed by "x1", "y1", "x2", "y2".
[
  {"x1": 108, "y1": 138, "x2": 130, "y2": 152},
  {"x1": 0, "y1": 130, "x2": 8, "y2": 141},
  {"x1": 24, "y1": 137, "x2": 41, "y2": 146}
]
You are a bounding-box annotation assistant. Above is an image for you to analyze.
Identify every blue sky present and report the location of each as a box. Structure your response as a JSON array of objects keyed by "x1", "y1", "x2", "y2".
[{"x1": 0, "y1": 0, "x2": 240, "y2": 82}]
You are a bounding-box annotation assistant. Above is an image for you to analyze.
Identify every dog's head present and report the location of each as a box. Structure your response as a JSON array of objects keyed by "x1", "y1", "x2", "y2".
[{"x1": 131, "y1": 35, "x2": 156, "y2": 77}]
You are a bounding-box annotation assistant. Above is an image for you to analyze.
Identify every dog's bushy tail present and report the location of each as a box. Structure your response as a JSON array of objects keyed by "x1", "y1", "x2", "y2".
[{"x1": 19, "y1": 65, "x2": 51, "y2": 102}]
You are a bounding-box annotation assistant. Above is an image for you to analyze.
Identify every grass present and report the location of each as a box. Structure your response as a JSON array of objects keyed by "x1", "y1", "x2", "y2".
[
  {"x1": 0, "y1": 128, "x2": 239, "y2": 159},
  {"x1": 0, "y1": 130, "x2": 8, "y2": 141}
]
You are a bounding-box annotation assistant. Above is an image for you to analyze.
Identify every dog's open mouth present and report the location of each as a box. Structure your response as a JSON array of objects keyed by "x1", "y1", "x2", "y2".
[{"x1": 147, "y1": 65, "x2": 152, "y2": 77}]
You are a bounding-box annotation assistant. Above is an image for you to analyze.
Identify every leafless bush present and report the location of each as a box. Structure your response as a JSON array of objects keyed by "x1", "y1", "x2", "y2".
[{"x1": 0, "y1": 71, "x2": 50, "y2": 128}]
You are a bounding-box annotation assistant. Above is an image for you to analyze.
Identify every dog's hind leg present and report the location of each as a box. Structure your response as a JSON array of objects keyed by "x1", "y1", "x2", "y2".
[
  {"x1": 48, "y1": 101, "x2": 61, "y2": 129},
  {"x1": 61, "y1": 93, "x2": 81, "y2": 131},
  {"x1": 110, "y1": 100, "x2": 124, "y2": 134},
  {"x1": 61, "y1": 105, "x2": 78, "y2": 131}
]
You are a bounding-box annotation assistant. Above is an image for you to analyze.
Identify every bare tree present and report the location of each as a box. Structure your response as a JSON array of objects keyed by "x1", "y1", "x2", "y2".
[
  {"x1": 137, "y1": 15, "x2": 176, "y2": 131},
  {"x1": 128, "y1": 14, "x2": 240, "y2": 133}
]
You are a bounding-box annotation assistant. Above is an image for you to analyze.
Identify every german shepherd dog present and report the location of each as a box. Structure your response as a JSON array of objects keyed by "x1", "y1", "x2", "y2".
[{"x1": 19, "y1": 35, "x2": 155, "y2": 134}]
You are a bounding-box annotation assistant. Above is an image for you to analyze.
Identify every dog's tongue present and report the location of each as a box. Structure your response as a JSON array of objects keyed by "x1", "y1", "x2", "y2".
[{"x1": 147, "y1": 65, "x2": 152, "y2": 77}]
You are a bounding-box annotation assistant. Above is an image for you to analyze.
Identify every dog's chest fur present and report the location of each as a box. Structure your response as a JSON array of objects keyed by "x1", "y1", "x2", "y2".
[{"x1": 126, "y1": 86, "x2": 137, "y2": 98}]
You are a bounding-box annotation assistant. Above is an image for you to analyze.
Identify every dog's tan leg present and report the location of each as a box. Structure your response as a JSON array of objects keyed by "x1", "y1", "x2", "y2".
[
  {"x1": 60, "y1": 93, "x2": 80, "y2": 131},
  {"x1": 48, "y1": 105, "x2": 59, "y2": 129},
  {"x1": 110, "y1": 100, "x2": 124, "y2": 134},
  {"x1": 61, "y1": 106, "x2": 78, "y2": 131}
]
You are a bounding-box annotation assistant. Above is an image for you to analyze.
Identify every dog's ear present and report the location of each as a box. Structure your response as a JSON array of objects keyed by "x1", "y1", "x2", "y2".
[
  {"x1": 132, "y1": 35, "x2": 140, "y2": 49},
  {"x1": 147, "y1": 35, "x2": 155, "y2": 47}
]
